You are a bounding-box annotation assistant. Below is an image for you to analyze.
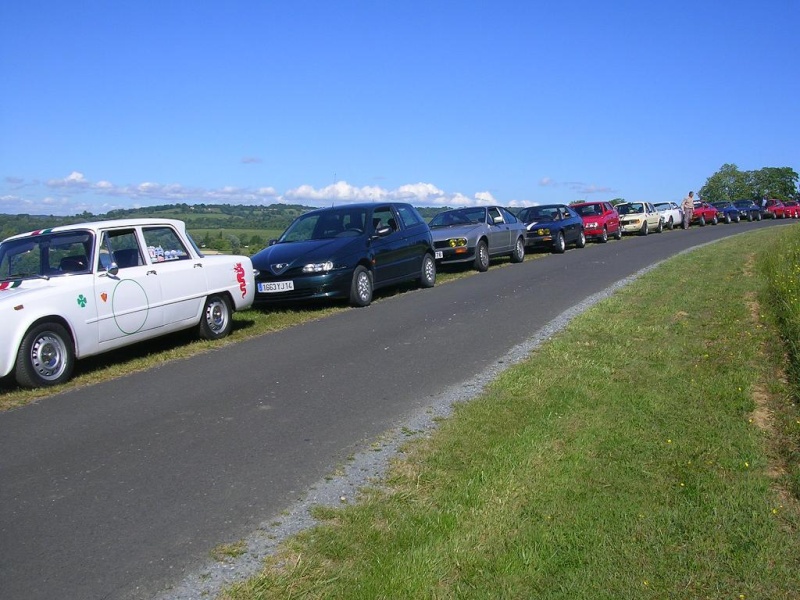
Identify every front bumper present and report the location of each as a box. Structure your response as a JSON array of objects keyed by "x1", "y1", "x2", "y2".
[{"x1": 253, "y1": 269, "x2": 353, "y2": 304}]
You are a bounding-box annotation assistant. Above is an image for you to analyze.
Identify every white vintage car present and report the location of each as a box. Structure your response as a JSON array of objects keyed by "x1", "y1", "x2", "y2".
[
  {"x1": 653, "y1": 201, "x2": 684, "y2": 230},
  {"x1": 0, "y1": 218, "x2": 255, "y2": 388}
]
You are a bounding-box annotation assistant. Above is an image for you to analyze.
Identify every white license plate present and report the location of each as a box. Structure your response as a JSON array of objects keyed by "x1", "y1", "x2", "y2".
[
  {"x1": 258, "y1": 281, "x2": 294, "y2": 293},
  {"x1": 435, "y1": 251, "x2": 443, "y2": 259}
]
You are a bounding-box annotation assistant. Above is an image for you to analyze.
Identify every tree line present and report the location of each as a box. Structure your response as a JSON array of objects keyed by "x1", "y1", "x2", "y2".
[{"x1": 699, "y1": 164, "x2": 798, "y2": 203}]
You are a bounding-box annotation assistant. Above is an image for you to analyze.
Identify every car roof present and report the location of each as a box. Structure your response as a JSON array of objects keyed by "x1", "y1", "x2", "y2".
[{"x1": 3, "y1": 218, "x2": 188, "y2": 242}]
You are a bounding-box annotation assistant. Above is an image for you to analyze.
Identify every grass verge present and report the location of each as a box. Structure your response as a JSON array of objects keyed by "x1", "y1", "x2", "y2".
[{"x1": 221, "y1": 228, "x2": 800, "y2": 599}]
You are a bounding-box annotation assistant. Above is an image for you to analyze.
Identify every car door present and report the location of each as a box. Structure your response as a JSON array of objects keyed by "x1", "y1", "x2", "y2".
[
  {"x1": 141, "y1": 225, "x2": 207, "y2": 325},
  {"x1": 486, "y1": 206, "x2": 513, "y2": 254},
  {"x1": 95, "y1": 228, "x2": 165, "y2": 345},
  {"x1": 561, "y1": 206, "x2": 581, "y2": 243},
  {"x1": 369, "y1": 205, "x2": 408, "y2": 285},
  {"x1": 604, "y1": 202, "x2": 620, "y2": 233}
]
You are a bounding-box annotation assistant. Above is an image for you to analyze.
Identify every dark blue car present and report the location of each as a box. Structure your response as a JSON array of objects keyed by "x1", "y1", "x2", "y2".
[
  {"x1": 732, "y1": 199, "x2": 763, "y2": 222},
  {"x1": 711, "y1": 201, "x2": 742, "y2": 224},
  {"x1": 251, "y1": 202, "x2": 436, "y2": 307},
  {"x1": 517, "y1": 204, "x2": 586, "y2": 253}
]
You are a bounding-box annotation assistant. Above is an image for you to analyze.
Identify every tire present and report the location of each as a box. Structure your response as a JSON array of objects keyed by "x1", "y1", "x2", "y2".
[
  {"x1": 599, "y1": 227, "x2": 608, "y2": 243},
  {"x1": 711, "y1": 215, "x2": 718, "y2": 225},
  {"x1": 640, "y1": 221, "x2": 649, "y2": 236},
  {"x1": 15, "y1": 322, "x2": 75, "y2": 388},
  {"x1": 724, "y1": 213, "x2": 731, "y2": 224},
  {"x1": 656, "y1": 219, "x2": 663, "y2": 233},
  {"x1": 419, "y1": 253, "x2": 436, "y2": 288},
  {"x1": 667, "y1": 217, "x2": 674, "y2": 230},
  {"x1": 734, "y1": 214, "x2": 740, "y2": 223},
  {"x1": 614, "y1": 226, "x2": 622, "y2": 240},
  {"x1": 553, "y1": 231, "x2": 566, "y2": 253},
  {"x1": 198, "y1": 294, "x2": 232, "y2": 340},
  {"x1": 575, "y1": 230, "x2": 586, "y2": 248},
  {"x1": 473, "y1": 240, "x2": 490, "y2": 272},
  {"x1": 699, "y1": 215, "x2": 706, "y2": 226},
  {"x1": 747, "y1": 212, "x2": 753, "y2": 222},
  {"x1": 757, "y1": 212, "x2": 762, "y2": 221},
  {"x1": 349, "y1": 265, "x2": 373, "y2": 307},
  {"x1": 510, "y1": 237, "x2": 525, "y2": 263}
]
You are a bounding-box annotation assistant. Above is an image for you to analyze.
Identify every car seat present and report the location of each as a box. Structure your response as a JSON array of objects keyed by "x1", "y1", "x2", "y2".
[
  {"x1": 59, "y1": 255, "x2": 89, "y2": 273},
  {"x1": 113, "y1": 248, "x2": 142, "y2": 268}
]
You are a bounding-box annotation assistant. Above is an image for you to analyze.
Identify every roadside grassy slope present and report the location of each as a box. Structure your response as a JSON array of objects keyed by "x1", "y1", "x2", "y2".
[{"x1": 221, "y1": 228, "x2": 800, "y2": 599}]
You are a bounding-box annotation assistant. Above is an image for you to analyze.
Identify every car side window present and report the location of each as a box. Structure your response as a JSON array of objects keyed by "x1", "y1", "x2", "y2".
[
  {"x1": 142, "y1": 226, "x2": 191, "y2": 262},
  {"x1": 100, "y1": 230, "x2": 144, "y2": 270},
  {"x1": 396, "y1": 205, "x2": 423, "y2": 229},
  {"x1": 500, "y1": 207, "x2": 518, "y2": 223},
  {"x1": 371, "y1": 207, "x2": 397, "y2": 233}
]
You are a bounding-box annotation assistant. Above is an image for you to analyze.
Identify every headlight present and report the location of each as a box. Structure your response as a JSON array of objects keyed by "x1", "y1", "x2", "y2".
[
  {"x1": 537, "y1": 228, "x2": 550, "y2": 235},
  {"x1": 586, "y1": 221, "x2": 598, "y2": 228},
  {"x1": 448, "y1": 238, "x2": 467, "y2": 247},
  {"x1": 302, "y1": 261, "x2": 334, "y2": 273}
]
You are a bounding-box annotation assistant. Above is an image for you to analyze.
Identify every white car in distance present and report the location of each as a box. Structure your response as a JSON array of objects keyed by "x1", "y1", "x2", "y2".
[
  {"x1": 0, "y1": 218, "x2": 255, "y2": 388},
  {"x1": 653, "y1": 201, "x2": 684, "y2": 230}
]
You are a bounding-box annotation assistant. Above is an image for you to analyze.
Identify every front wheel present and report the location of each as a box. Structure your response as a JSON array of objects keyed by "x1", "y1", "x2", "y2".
[
  {"x1": 349, "y1": 266, "x2": 373, "y2": 307},
  {"x1": 419, "y1": 253, "x2": 436, "y2": 288},
  {"x1": 711, "y1": 215, "x2": 718, "y2": 225},
  {"x1": 198, "y1": 294, "x2": 232, "y2": 340},
  {"x1": 575, "y1": 230, "x2": 586, "y2": 248},
  {"x1": 599, "y1": 227, "x2": 608, "y2": 243},
  {"x1": 473, "y1": 240, "x2": 490, "y2": 272},
  {"x1": 614, "y1": 226, "x2": 623, "y2": 240},
  {"x1": 15, "y1": 322, "x2": 75, "y2": 388},
  {"x1": 699, "y1": 215, "x2": 706, "y2": 226},
  {"x1": 553, "y1": 231, "x2": 566, "y2": 253},
  {"x1": 655, "y1": 219, "x2": 663, "y2": 233},
  {"x1": 640, "y1": 221, "x2": 649, "y2": 236},
  {"x1": 724, "y1": 213, "x2": 731, "y2": 224},
  {"x1": 510, "y1": 237, "x2": 525, "y2": 263}
]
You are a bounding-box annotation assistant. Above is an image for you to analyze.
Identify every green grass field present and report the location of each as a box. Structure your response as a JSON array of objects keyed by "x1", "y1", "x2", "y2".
[{"x1": 219, "y1": 227, "x2": 800, "y2": 599}]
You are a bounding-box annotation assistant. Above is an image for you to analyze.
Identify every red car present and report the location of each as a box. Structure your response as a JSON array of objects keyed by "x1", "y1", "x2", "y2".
[
  {"x1": 691, "y1": 201, "x2": 719, "y2": 226},
  {"x1": 782, "y1": 200, "x2": 800, "y2": 218},
  {"x1": 764, "y1": 199, "x2": 787, "y2": 219},
  {"x1": 571, "y1": 201, "x2": 622, "y2": 243}
]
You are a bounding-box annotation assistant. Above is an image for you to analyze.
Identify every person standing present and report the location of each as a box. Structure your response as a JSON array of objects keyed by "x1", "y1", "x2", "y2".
[{"x1": 682, "y1": 191, "x2": 695, "y2": 229}]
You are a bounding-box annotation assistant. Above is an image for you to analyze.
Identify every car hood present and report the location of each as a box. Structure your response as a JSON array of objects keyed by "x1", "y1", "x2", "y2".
[
  {"x1": 0, "y1": 278, "x2": 60, "y2": 303},
  {"x1": 429, "y1": 223, "x2": 483, "y2": 240},
  {"x1": 251, "y1": 238, "x2": 363, "y2": 274}
]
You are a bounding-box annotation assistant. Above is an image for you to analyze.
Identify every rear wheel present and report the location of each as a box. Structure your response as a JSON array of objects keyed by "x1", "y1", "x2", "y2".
[
  {"x1": 655, "y1": 219, "x2": 663, "y2": 233},
  {"x1": 614, "y1": 226, "x2": 623, "y2": 240},
  {"x1": 198, "y1": 294, "x2": 232, "y2": 340},
  {"x1": 599, "y1": 227, "x2": 608, "y2": 243},
  {"x1": 473, "y1": 240, "x2": 490, "y2": 272},
  {"x1": 640, "y1": 221, "x2": 649, "y2": 236},
  {"x1": 15, "y1": 322, "x2": 74, "y2": 388},
  {"x1": 699, "y1": 215, "x2": 706, "y2": 226},
  {"x1": 667, "y1": 217, "x2": 674, "y2": 230},
  {"x1": 419, "y1": 253, "x2": 436, "y2": 288},
  {"x1": 711, "y1": 215, "x2": 718, "y2": 225},
  {"x1": 510, "y1": 237, "x2": 525, "y2": 263},
  {"x1": 349, "y1": 266, "x2": 373, "y2": 307},
  {"x1": 724, "y1": 213, "x2": 731, "y2": 224},
  {"x1": 575, "y1": 230, "x2": 586, "y2": 248}
]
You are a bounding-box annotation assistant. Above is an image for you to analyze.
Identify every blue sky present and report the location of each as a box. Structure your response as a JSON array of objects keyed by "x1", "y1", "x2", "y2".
[{"x1": 1, "y1": 0, "x2": 798, "y2": 216}]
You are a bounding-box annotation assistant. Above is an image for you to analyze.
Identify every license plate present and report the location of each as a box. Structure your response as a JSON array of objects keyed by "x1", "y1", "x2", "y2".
[
  {"x1": 258, "y1": 281, "x2": 294, "y2": 293},
  {"x1": 434, "y1": 251, "x2": 443, "y2": 259}
]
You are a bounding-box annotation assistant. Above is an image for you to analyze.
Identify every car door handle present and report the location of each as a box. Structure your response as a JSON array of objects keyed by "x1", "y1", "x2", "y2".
[
  {"x1": 193, "y1": 262, "x2": 203, "y2": 268},
  {"x1": 147, "y1": 270, "x2": 157, "y2": 276}
]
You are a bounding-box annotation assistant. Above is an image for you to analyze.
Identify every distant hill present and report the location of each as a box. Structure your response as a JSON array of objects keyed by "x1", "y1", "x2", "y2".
[{"x1": 0, "y1": 203, "x2": 452, "y2": 248}]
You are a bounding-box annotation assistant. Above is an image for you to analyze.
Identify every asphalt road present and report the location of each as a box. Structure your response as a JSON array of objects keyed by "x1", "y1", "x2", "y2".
[{"x1": 0, "y1": 220, "x2": 788, "y2": 599}]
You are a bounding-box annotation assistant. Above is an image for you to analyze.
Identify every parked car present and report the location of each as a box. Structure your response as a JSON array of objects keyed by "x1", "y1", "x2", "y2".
[
  {"x1": 653, "y1": 201, "x2": 683, "y2": 230},
  {"x1": 732, "y1": 199, "x2": 763, "y2": 222},
  {"x1": 617, "y1": 202, "x2": 663, "y2": 235},
  {"x1": 691, "y1": 201, "x2": 719, "y2": 226},
  {"x1": 783, "y1": 200, "x2": 800, "y2": 218},
  {"x1": 764, "y1": 199, "x2": 787, "y2": 219},
  {"x1": 428, "y1": 205, "x2": 526, "y2": 271},
  {"x1": 711, "y1": 201, "x2": 741, "y2": 224},
  {"x1": 251, "y1": 202, "x2": 435, "y2": 308},
  {"x1": 571, "y1": 201, "x2": 622, "y2": 242},
  {"x1": 0, "y1": 218, "x2": 255, "y2": 388},
  {"x1": 516, "y1": 204, "x2": 586, "y2": 253}
]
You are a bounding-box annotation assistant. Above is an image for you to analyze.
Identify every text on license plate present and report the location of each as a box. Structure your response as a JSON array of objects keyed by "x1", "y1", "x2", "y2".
[
  {"x1": 434, "y1": 251, "x2": 443, "y2": 259},
  {"x1": 258, "y1": 281, "x2": 294, "y2": 293}
]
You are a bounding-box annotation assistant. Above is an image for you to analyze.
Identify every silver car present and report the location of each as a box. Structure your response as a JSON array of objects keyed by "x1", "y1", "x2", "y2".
[{"x1": 428, "y1": 206, "x2": 527, "y2": 271}]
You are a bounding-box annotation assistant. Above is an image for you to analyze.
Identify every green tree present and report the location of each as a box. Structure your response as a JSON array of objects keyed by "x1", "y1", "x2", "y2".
[
  {"x1": 699, "y1": 163, "x2": 751, "y2": 202},
  {"x1": 749, "y1": 166, "x2": 799, "y2": 201}
]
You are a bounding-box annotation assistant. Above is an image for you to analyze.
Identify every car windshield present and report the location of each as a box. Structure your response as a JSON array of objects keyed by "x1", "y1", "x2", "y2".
[
  {"x1": 653, "y1": 203, "x2": 671, "y2": 210},
  {"x1": 429, "y1": 208, "x2": 486, "y2": 228},
  {"x1": 0, "y1": 231, "x2": 95, "y2": 280},
  {"x1": 279, "y1": 208, "x2": 369, "y2": 242},
  {"x1": 712, "y1": 202, "x2": 730, "y2": 209},
  {"x1": 573, "y1": 204, "x2": 601, "y2": 216},
  {"x1": 617, "y1": 203, "x2": 644, "y2": 215},
  {"x1": 517, "y1": 207, "x2": 560, "y2": 222}
]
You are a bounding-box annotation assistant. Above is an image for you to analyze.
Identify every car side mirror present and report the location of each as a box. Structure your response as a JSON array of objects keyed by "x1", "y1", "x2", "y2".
[
  {"x1": 492, "y1": 216, "x2": 503, "y2": 224},
  {"x1": 108, "y1": 263, "x2": 119, "y2": 276},
  {"x1": 269, "y1": 239, "x2": 278, "y2": 246},
  {"x1": 373, "y1": 225, "x2": 393, "y2": 238}
]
